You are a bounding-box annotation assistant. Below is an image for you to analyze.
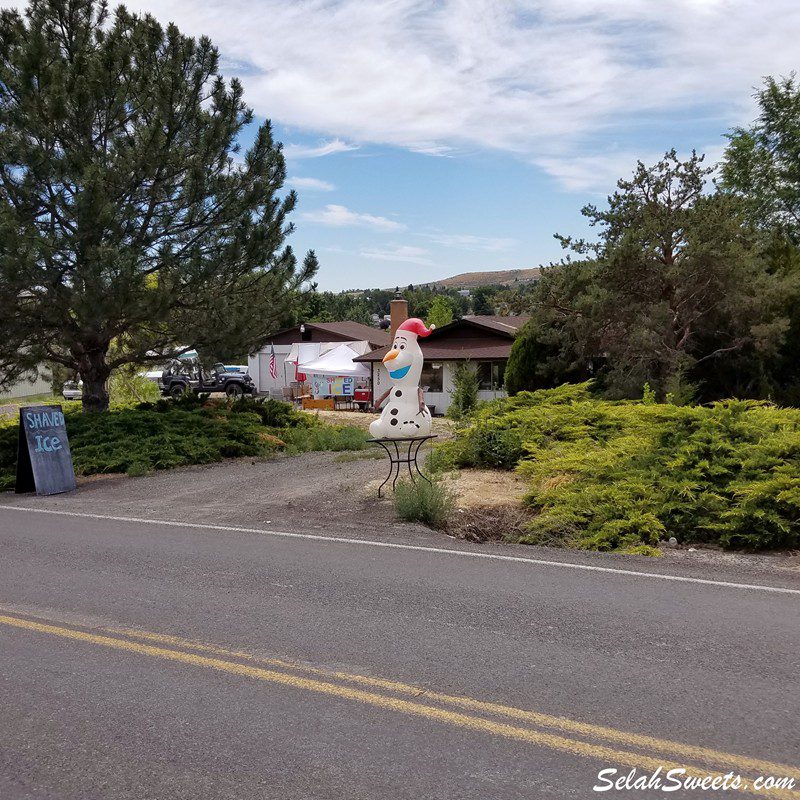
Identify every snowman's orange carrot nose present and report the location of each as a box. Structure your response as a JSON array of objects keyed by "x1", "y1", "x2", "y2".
[{"x1": 382, "y1": 349, "x2": 399, "y2": 364}]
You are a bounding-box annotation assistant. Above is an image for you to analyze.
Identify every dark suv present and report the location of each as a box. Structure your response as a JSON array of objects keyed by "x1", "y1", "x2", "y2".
[{"x1": 160, "y1": 360, "x2": 255, "y2": 399}]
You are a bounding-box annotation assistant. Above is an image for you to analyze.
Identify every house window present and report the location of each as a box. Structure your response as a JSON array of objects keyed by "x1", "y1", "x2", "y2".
[
  {"x1": 420, "y1": 362, "x2": 443, "y2": 393},
  {"x1": 476, "y1": 361, "x2": 505, "y2": 390}
]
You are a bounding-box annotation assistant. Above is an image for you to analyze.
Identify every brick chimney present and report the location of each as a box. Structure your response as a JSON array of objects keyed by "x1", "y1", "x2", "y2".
[{"x1": 389, "y1": 295, "x2": 409, "y2": 340}]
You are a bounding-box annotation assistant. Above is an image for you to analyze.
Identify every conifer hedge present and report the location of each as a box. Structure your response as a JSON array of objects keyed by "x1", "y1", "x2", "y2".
[{"x1": 430, "y1": 384, "x2": 800, "y2": 552}]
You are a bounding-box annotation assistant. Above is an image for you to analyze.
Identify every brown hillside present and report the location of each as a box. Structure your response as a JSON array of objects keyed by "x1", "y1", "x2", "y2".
[{"x1": 422, "y1": 268, "x2": 541, "y2": 289}]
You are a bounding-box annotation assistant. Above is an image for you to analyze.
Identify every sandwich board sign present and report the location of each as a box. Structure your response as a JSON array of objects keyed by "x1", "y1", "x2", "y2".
[{"x1": 15, "y1": 405, "x2": 77, "y2": 495}]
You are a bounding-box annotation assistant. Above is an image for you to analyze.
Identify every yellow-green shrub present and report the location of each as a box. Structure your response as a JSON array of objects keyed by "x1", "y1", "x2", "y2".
[{"x1": 432, "y1": 383, "x2": 800, "y2": 552}]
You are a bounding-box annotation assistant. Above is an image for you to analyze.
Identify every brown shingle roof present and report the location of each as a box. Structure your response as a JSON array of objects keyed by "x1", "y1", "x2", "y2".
[
  {"x1": 267, "y1": 321, "x2": 389, "y2": 349},
  {"x1": 355, "y1": 315, "x2": 529, "y2": 362},
  {"x1": 309, "y1": 321, "x2": 390, "y2": 347},
  {"x1": 462, "y1": 315, "x2": 530, "y2": 334},
  {"x1": 356, "y1": 338, "x2": 515, "y2": 362}
]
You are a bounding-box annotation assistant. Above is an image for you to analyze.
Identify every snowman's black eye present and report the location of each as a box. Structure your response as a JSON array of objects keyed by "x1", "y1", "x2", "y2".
[{"x1": 400, "y1": 344, "x2": 405, "y2": 350}]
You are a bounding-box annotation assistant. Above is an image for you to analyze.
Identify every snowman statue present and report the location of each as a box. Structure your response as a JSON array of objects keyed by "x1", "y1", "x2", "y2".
[{"x1": 370, "y1": 318, "x2": 434, "y2": 439}]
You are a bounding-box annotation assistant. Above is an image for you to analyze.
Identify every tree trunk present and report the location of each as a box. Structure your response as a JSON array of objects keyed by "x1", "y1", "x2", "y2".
[{"x1": 77, "y1": 346, "x2": 112, "y2": 413}]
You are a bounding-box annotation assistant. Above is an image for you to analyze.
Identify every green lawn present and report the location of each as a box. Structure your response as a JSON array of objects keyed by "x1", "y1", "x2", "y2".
[{"x1": 0, "y1": 392, "x2": 57, "y2": 406}]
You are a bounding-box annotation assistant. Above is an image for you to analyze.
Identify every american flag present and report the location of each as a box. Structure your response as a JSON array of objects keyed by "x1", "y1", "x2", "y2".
[{"x1": 269, "y1": 344, "x2": 278, "y2": 380}]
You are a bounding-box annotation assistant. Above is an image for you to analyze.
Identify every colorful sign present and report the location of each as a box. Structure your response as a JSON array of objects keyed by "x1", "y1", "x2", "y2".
[{"x1": 310, "y1": 374, "x2": 355, "y2": 397}]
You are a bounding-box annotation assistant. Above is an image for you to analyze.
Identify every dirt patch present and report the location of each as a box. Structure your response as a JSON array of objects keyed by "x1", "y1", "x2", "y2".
[{"x1": 658, "y1": 543, "x2": 800, "y2": 575}]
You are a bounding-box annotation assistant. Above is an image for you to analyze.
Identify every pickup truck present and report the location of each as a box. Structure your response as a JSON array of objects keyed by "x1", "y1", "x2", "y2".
[{"x1": 160, "y1": 360, "x2": 255, "y2": 399}]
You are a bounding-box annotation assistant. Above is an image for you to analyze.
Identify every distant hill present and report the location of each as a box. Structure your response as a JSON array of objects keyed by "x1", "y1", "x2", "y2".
[{"x1": 422, "y1": 268, "x2": 541, "y2": 289}]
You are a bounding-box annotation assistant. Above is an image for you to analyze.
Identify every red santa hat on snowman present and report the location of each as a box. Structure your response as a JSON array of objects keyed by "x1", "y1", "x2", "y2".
[{"x1": 396, "y1": 318, "x2": 435, "y2": 338}]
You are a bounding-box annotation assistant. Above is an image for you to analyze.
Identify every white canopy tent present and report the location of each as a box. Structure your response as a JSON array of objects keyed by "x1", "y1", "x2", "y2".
[
  {"x1": 251, "y1": 339, "x2": 373, "y2": 399},
  {"x1": 298, "y1": 343, "x2": 370, "y2": 377},
  {"x1": 284, "y1": 339, "x2": 371, "y2": 366}
]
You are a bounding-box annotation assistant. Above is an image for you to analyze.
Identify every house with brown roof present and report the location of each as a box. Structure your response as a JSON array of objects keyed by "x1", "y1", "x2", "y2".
[
  {"x1": 248, "y1": 321, "x2": 390, "y2": 395},
  {"x1": 355, "y1": 313, "x2": 529, "y2": 415}
]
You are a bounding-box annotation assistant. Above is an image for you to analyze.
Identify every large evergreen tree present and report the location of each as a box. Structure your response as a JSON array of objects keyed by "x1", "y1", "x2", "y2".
[
  {"x1": 719, "y1": 75, "x2": 800, "y2": 402},
  {"x1": 510, "y1": 151, "x2": 789, "y2": 400},
  {"x1": 505, "y1": 261, "x2": 599, "y2": 394},
  {"x1": 721, "y1": 75, "x2": 800, "y2": 244},
  {"x1": 0, "y1": 0, "x2": 316, "y2": 410}
]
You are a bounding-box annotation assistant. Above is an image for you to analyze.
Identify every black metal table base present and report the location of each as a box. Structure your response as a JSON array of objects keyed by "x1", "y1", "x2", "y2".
[{"x1": 367, "y1": 435, "x2": 437, "y2": 498}]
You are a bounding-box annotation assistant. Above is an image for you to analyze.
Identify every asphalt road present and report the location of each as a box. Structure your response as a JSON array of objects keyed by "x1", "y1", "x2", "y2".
[{"x1": 1, "y1": 504, "x2": 799, "y2": 800}]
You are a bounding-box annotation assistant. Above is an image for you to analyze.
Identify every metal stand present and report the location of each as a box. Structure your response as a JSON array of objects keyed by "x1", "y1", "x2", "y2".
[{"x1": 367, "y1": 435, "x2": 437, "y2": 498}]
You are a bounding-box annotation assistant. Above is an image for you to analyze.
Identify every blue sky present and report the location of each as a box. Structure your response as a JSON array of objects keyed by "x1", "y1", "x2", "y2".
[
  {"x1": 281, "y1": 135, "x2": 587, "y2": 290},
  {"x1": 7, "y1": 0, "x2": 799, "y2": 290}
]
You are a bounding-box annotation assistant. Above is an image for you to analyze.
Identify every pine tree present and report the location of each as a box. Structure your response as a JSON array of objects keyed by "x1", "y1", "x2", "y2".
[
  {"x1": 721, "y1": 75, "x2": 800, "y2": 244},
  {"x1": 0, "y1": 0, "x2": 316, "y2": 410},
  {"x1": 554, "y1": 151, "x2": 787, "y2": 399}
]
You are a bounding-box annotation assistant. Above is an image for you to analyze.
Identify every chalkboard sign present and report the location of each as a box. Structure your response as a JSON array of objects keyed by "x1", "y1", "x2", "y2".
[{"x1": 15, "y1": 405, "x2": 77, "y2": 495}]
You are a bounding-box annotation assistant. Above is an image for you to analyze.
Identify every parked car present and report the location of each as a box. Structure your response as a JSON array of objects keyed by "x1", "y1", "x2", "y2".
[
  {"x1": 62, "y1": 380, "x2": 82, "y2": 400},
  {"x1": 142, "y1": 370, "x2": 163, "y2": 385},
  {"x1": 159, "y1": 360, "x2": 255, "y2": 399}
]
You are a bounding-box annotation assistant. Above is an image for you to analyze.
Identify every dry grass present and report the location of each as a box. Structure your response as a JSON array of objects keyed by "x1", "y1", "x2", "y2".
[
  {"x1": 440, "y1": 468, "x2": 527, "y2": 508},
  {"x1": 446, "y1": 504, "x2": 534, "y2": 543},
  {"x1": 435, "y1": 468, "x2": 534, "y2": 542}
]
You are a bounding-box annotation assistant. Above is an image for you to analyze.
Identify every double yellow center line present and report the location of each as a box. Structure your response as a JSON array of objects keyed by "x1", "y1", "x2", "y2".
[{"x1": 1, "y1": 610, "x2": 798, "y2": 798}]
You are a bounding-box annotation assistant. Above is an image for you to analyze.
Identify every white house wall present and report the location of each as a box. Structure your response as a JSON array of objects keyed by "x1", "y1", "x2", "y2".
[
  {"x1": 421, "y1": 361, "x2": 451, "y2": 415},
  {"x1": 248, "y1": 345, "x2": 293, "y2": 395},
  {"x1": 372, "y1": 361, "x2": 391, "y2": 401},
  {"x1": 375, "y1": 359, "x2": 506, "y2": 415},
  {"x1": 1, "y1": 371, "x2": 52, "y2": 400}
]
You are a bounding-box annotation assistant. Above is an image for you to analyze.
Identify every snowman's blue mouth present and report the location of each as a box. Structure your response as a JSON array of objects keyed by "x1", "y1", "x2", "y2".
[{"x1": 389, "y1": 365, "x2": 411, "y2": 379}]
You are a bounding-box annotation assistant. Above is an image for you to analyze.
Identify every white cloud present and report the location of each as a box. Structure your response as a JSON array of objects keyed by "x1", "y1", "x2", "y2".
[
  {"x1": 360, "y1": 245, "x2": 433, "y2": 266},
  {"x1": 535, "y1": 152, "x2": 653, "y2": 195},
  {"x1": 283, "y1": 139, "x2": 358, "y2": 159},
  {"x1": 287, "y1": 176, "x2": 335, "y2": 191},
  {"x1": 422, "y1": 232, "x2": 516, "y2": 252},
  {"x1": 108, "y1": 0, "x2": 800, "y2": 191},
  {"x1": 537, "y1": 143, "x2": 729, "y2": 194},
  {"x1": 302, "y1": 204, "x2": 404, "y2": 231}
]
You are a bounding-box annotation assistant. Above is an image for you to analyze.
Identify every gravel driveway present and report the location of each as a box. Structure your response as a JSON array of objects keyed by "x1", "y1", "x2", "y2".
[{"x1": 4, "y1": 449, "x2": 430, "y2": 537}]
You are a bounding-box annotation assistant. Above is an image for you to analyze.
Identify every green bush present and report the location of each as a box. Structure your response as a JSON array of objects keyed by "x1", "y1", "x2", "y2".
[
  {"x1": 430, "y1": 382, "x2": 596, "y2": 471},
  {"x1": 0, "y1": 423, "x2": 18, "y2": 489},
  {"x1": 279, "y1": 424, "x2": 368, "y2": 455},
  {"x1": 431, "y1": 382, "x2": 800, "y2": 552},
  {"x1": 230, "y1": 396, "x2": 313, "y2": 428},
  {"x1": 394, "y1": 478, "x2": 454, "y2": 528}
]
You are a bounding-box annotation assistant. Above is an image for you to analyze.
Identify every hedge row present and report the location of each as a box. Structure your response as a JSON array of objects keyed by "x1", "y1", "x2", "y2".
[{"x1": 0, "y1": 397, "x2": 367, "y2": 490}]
